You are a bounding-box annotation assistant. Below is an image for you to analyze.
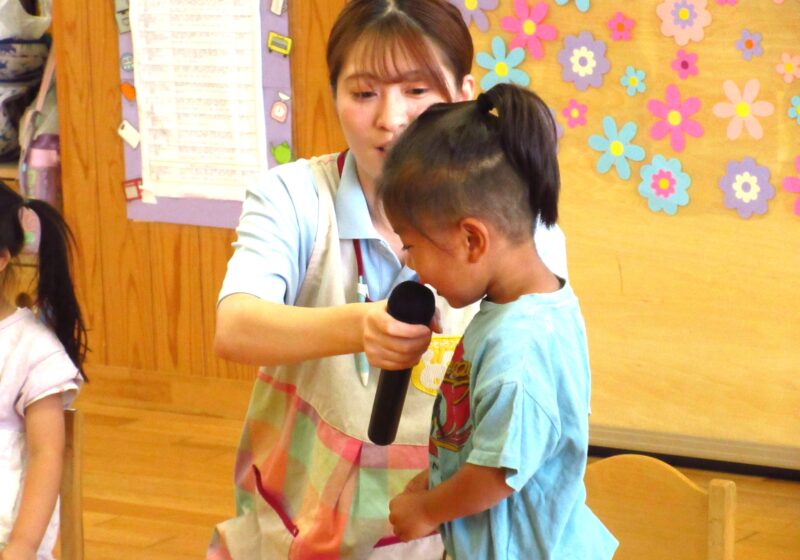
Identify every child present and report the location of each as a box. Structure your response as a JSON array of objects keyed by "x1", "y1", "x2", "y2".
[
  {"x1": 0, "y1": 182, "x2": 87, "y2": 560},
  {"x1": 379, "y1": 84, "x2": 618, "y2": 559}
]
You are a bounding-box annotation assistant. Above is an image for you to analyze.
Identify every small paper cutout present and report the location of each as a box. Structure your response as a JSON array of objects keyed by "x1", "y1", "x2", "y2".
[
  {"x1": 782, "y1": 156, "x2": 800, "y2": 216},
  {"x1": 588, "y1": 116, "x2": 646, "y2": 180},
  {"x1": 638, "y1": 155, "x2": 691, "y2": 215},
  {"x1": 718, "y1": 157, "x2": 775, "y2": 218},
  {"x1": 449, "y1": 0, "x2": 499, "y2": 32},
  {"x1": 711, "y1": 79, "x2": 774, "y2": 140},
  {"x1": 789, "y1": 95, "x2": 800, "y2": 124},
  {"x1": 735, "y1": 30, "x2": 763, "y2": 60},
  {"x1": 557, "y1": 31, "x2": 611, "y2": 91},
  {"x1": 656, "y1": 0, "x2": 712, "y2": 46},
  {"x1": 554, "y1": 0, "x2": 591, "y2": 13},
  {"x1": 476, "y1": 36, "x2": 530, "y2": 91},
  {"x1": 500, "y1": 1, "x2": 558, "y2": 59},
  {"x1": 562, "y1": 98, "x2": 587, "y2": 128},
  {"x1": 776, "y1": 52, "x2": 800, "y2": 83},
  {"x1": 608, "y1": 12, "x2": 634, "y2": 41},
  {"x1": 672, "y1": 49, "x2": 699, "y2": 80},
  {"x1": 621, "y1": 66, "x2": 646, "y2": 96},
  {"x1": 647, "y1": 84, "x2": 704, "y2": 153}
]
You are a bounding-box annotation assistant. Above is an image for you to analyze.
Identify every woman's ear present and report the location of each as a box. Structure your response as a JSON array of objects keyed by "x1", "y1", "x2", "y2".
[
  {"x1": 459, "y1": 218, "x2": 489, "y2": 264},
  {"x1": 457, "y1": 74, "x2": 476, "y2": 102}
]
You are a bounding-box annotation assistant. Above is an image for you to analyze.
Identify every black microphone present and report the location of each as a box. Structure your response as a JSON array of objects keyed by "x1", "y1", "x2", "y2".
[{"x1": 368, "y1": 281, "x2": 436, "y2": 446}]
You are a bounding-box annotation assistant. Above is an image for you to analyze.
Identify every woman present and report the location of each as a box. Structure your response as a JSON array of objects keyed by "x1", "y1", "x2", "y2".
[{"x1": 209, "y1": 1, "x2": 567, "y2": 558}]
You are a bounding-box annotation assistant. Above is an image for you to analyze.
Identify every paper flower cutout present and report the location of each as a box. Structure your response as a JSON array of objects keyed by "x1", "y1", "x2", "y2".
[
  {"x1": 621, "y1": 66, "x2": 646, "y2": 96},
  {"x1": 736, "y1": 30, "x2": 763, "y2": 61},
  {"x1": 716, "y1": 0, "x2": 737, "y2": 4},
  {"x1": 608, "y1": 12, "x2": 634, "y2": 41},
  {"x1": 448, "y1": 0, "x2": 499, "y2": 32},
  {"x1": 719, "y1": 157, "x2": 775, "y2": 218},
  {"x1": 554, "y1": 0, "x2": 590, "y2": 13},
  {"x1": 789, "y1": 95, "x2": 800, "y2": 125},
  {"x1": 647, "y1": 84, "x2": 704, "y2": 152},
  {"x1": 672, "y1": 49, "x2": 699, "y2": 79},
  {"x1": 711, "y1": 79, "x2": 774, "y2": 140},
  {"x1": 656, "y1": 0, "x2": 712, "y2": 46},
  {"x1": 782, "y1": 156, "x2": 800, "y2": 216},
  {"x1": 562, "y1": 98, "x2": 587, "y2": 128},
  {"x1": 500, "y1": 1, "x2": 558, "y2": 60},
  {"x1": 557, "y1": 32, "x2": 611, "y2": 91},
  {"x1": 476, "y1": 36, "x2": 530, "y2": 91},
  {"x1": 638, "y1": 155, "x2": 691, "y2": 215},
  {"x1": 776, "y1": 52, "x2": 800, "y2": 84},
  {"x1": 588, "y1": 116, "x2": 646, "y2": 180}
]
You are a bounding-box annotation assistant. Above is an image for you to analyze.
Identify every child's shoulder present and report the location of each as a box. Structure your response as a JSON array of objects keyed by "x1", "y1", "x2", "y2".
[{"x1": 1, "y1": 308, "x2": 64, "y2": 357}]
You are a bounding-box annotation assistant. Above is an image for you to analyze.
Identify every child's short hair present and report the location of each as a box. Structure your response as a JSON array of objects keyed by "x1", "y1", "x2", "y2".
[{"x1": 378, "y1": 83, "x2": 560, "y2": 242}]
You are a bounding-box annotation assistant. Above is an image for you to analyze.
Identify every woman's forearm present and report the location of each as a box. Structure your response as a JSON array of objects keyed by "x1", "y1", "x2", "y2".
[{"x1": 214, "y1": 294, "x2": 366, "y2": 366}]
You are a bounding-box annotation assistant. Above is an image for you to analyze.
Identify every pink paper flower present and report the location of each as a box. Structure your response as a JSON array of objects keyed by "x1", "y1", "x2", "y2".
[
  {"x1": 500, "y1": 0, "x2": 558, "y2": 59},
  {"x1": 656, "y1": 0, "x2": 712, "y2": 46},
  {"x1": 607, "y1": 12, "x2": 634, "y2": 41},
  {"x1": 782, "y1": 156, "x2": 800, "y2": 216},
  {"x1": 561, "y1": 98, "x2": 587, "y2": 127},
  {"x1": 672, "y1": 49, "x2": 698, "y2": 79},
  {"x1": 712, "y1": 79, "x2": 774, "y2": 140},
  {"x1": 776, "y1": 52, "x2": 800, "y2": 84},
  {"x1": 647, "y1": 84, "x2": 704, "y2": 152},
  {"x1": 716, "y1": 0, "x2": 736, "y2": 5}
]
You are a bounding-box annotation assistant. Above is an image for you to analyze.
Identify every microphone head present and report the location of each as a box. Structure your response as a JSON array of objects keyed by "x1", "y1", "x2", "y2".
[{"x1": 386, "y1": 281, "x2": 436, "y2": 326}]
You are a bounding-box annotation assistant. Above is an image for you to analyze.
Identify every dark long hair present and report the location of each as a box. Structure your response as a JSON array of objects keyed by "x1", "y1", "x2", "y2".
[
  {"x1": 378, "y1": 83, "x2": 560, "y2": 242},
  {"x1": 0, "y1": 181, "x2": 88, "y2": 377},
  {"x1": 326, "y1": 0, "x2": 473, "y2": 100}
]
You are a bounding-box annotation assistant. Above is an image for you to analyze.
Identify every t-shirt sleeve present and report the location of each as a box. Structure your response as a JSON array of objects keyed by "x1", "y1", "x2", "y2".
[
  {"x1": 16, "y1": 349, "x2": 81, "y2": 417},
  {"x1": 218, "y1": 162, "x2": 318, "y2": 305},
  {"x1": 467, "y1": 380, "x2": 560, "y2": 492}
]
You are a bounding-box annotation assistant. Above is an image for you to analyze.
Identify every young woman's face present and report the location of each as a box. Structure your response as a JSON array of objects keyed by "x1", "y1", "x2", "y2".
[{"x1": 335, "y1": 41, "x2": 474, "y2": 192}]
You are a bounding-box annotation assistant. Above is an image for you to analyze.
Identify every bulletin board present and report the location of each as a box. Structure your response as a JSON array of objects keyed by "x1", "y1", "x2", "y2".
[
  {"x1": 455, "y1": 0, "x2": 799, "y2": 466},
  {"x1": 116, "y1": 0, "x2": 293, "y2": 228}
]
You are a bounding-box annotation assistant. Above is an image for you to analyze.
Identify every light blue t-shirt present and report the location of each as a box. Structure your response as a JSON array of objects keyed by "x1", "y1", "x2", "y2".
[
  {"x1": 218, "y1": 152, "x2": 568, "y2": 305},
  {"x1": 429, "y1": 283, "x2": 618, "y2": 560}
]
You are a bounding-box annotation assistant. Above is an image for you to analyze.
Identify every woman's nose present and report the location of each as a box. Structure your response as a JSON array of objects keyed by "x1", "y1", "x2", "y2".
[{"x1": 375, "y1": 91, "x2": 408, "y2": 133}]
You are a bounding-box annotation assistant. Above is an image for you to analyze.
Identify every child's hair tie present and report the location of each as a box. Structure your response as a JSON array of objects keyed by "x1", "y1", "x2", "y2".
[
  {"x1": 19, "y1": 205, "x2": 41, "y2": 255},
  {"x1": 476, "y1": 92, "x2": 496, "y2": 116}
]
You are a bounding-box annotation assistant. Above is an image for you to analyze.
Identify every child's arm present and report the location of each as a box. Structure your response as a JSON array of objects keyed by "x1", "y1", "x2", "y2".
[
  {"x1": 389, "y1": 463, "x2": 513, "y2": 541},
  {"x1": 2, "y1": 394, "x2": 65, "y2": 560}
]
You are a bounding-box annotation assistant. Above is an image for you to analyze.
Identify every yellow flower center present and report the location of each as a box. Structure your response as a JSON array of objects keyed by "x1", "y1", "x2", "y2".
[
  {"x1": 570, "y1": 108, "x2": 579, "y2": 118},
  {"x1": 658, "y1": 178, "x2": 671, "y2": 191},
  {"x1": 678, "y1": 7, "x2": 690, "y2": 20},
  {"x1": 465, "y1": 0, "x2": 478, "y2": 10},
  {"x1": 495, "y1": 62, "x2": 509, "y2": 77},
  {"x1": 785, "y1": 62, "x2": 795, "y2": 74},
  {"x1": 610, "y1": 141, "x2": 624, "y2": 157},
  {"x1": 735, "y1": 102, "x2": 751, "y2": 118},
  {"x1": 523, "y1": 19, "x2": 537, "y2": 36},
  {"x1": 629, "y1": 77, "x2": 638, "y2": 86},
  {"x1": 667, "y1": 110, "x2": 683, "y2": 126}
]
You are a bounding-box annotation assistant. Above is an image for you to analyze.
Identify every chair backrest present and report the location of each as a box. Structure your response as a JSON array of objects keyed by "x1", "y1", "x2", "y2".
[
  {"x1": 584, "y1": 454, "x2": 736, "y2": 560},
  {"x1": 60, "y1": 408, "x2": 84, "y2": 560}
]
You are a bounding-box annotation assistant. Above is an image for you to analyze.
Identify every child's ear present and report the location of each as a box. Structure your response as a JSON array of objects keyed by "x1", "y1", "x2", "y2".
[
  {"x1": 0, "y1": 248, "x2": 10, "y2": 273},
  {"x1": 459, "y1": 218, "x2": 489, "y2": 264}
]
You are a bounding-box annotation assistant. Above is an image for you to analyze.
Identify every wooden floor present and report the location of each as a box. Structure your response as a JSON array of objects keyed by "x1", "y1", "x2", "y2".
[{"x1": 71, "y1": 400, "x2": 800, "y2": 559}]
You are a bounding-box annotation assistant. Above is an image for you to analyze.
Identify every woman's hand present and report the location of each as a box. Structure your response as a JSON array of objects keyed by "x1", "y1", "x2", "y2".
[
  {"x1": 362, "y1": 300, "x2": 441, "y2": 371},
  {"x1": 389, "y1": 489, "x2": 439, "y2": 542}
]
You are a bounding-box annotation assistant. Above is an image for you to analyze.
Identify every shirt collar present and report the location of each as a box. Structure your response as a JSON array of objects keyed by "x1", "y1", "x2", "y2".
[{"x1": 335, "y1": 151, "x2": 380, "y2": 241}]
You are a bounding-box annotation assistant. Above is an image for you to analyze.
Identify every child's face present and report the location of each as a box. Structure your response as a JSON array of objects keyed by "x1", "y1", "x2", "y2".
[{"x1": 396, "y1": 223, "x2": 484, "y2": 309}]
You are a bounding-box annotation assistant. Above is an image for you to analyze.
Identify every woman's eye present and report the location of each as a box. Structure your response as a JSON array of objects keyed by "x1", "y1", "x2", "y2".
[
  {"x1": 352, "y1": 91, "x2": 376, "y2": 100},
  {"x1": 408, "y1": 87, "x2": 429, "y2": 96}
]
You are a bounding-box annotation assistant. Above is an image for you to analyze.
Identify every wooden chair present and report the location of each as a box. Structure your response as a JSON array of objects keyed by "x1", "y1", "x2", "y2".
[
  {"x1": 585, "y1": 454, "x2": 736, "y2": 560},
  {"x1": 60, "y1": 408, "x2": 84, "y2": 560}
]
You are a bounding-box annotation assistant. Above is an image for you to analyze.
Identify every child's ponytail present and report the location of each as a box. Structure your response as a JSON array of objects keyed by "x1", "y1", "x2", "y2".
[
  {"x1": 476, "y1": 84, "x2": 560, "y2": 228},
  {"x1": 0, "y1": 182, "x2": 88, "y2": 377}
]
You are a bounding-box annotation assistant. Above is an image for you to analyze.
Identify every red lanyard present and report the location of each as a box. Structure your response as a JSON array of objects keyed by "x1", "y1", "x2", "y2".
[{"x1": 337, "y1": 150, "x2": 371, "y2": 303}]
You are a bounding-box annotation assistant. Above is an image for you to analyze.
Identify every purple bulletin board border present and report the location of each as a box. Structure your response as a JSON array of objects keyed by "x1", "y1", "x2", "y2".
[{"x1": 120, "y1": 1, "x2": 292, "y2": 228}]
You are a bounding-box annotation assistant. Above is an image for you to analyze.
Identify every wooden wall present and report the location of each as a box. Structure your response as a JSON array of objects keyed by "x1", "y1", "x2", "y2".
[{"x1": 52, "y1": 1, "x2": 798, "y2": 467}]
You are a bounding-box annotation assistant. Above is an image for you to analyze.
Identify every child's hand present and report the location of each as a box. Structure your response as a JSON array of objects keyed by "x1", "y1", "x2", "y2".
[
  {"x1": 389, "y1": 490, "x2": 439, "y2": 542},
  {"x1": 0, "y1": 540, "x2": 37, "y2": 560}
]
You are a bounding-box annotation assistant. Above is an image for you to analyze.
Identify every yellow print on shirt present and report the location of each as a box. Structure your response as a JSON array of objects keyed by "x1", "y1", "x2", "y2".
[{"x1": 411, "y1": 335, "x2": 462, "y2": 396}]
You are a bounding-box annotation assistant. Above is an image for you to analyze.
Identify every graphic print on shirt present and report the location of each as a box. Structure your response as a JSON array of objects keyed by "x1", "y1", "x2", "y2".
[{"x1": 430, "y1": 339, "x2": 472, "y2": 456}]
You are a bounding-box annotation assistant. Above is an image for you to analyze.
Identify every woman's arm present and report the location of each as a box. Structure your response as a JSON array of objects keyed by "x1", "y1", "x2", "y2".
[
  {"x1": 2, "y1": 395, "x2": 65, "y2": 560},
  {"x1": 389, "y1": 463, "x2": 513, "y2": 541},
  {"x1": 215, "y1": 293, "x2": 435, "y2": 370}
]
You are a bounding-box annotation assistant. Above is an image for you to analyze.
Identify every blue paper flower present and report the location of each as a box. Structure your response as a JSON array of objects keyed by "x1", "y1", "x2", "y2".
[
  {"x1": 555, "y1": 0, "x2": 591, "y2": 13},
  {"x1": 735, "y1": 29, "x2": 763, "y2": 61},
  {"x1": 621, "y1": 66, "x2": 646, "y2": 96},
  {"x1": 476, "y1": 36, "x2": 530, "y2": 91},
  {"x1": 789, "y1": 95, "x2": 800, "y2": 125},
  {"x1": 638, "y1": 155, "x2": 691, "y2": 215},
  {"x1": 588, "y1": 116, "x2": 646, "y2": 180}
]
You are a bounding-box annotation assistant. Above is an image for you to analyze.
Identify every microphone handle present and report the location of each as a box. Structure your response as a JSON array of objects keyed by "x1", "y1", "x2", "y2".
[{"x1": 368, "y1": 368, "x2": 412, "y2": 446}]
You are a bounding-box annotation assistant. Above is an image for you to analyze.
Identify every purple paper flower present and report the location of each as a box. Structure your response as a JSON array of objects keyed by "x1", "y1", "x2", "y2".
[
  {"x1": 557, "y1": 31, "x2": 611, "y2": 91},
  {"x1": 448, "y1": 0, "x2": 499, "y2": 32},
  {"x1": 718, "y1": 157, "x2": 775, "y2": 218},
  {"x1": 735, "y1": 29, "x2": 763, "y2": 61}
]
